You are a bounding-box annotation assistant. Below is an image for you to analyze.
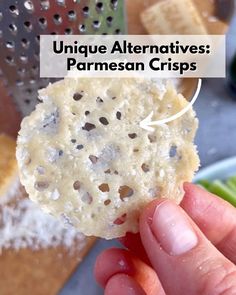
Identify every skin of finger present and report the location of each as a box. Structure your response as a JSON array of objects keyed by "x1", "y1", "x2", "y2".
[
  {"x1": 181, "y1": 183, "x2": 236, "y2": 263},
  {"x1": 139, "y1": 198, "x2": 236, "y2": 295},
  {"x1": 119, "y1": 232, "x2": 151, "y2": 265},
  {"x1": 94, "y1": 248, "x2": 135, "y2": 287},
  {"x1": 105, "y1": 274, "x2": 146, "y2": 295},
  {"x1": 94, "y1": 248, "x2": 164, "y2": 295}
]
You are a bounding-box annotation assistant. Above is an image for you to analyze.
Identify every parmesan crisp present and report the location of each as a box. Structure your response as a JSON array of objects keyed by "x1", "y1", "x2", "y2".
[{"x1": 16, "y1": 78, "x2": 199, "y2": 239}]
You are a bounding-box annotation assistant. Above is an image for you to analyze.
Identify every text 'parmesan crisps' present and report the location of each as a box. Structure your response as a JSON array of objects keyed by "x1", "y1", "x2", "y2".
[{"x1": 16, "y1": 78, "x2": 199, "y2": 239}]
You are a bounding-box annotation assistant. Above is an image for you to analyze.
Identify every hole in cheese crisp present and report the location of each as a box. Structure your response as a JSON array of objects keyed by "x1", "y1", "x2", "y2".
[
  {"x1": 89, "y1": 155, "x2": 98, "y2": 164},
  {"x1": 81, "y1": 193, "x2": 93, "y2": 204},
  {"x1": 99, "y1": 117, "x2": 109, "y2": 125},
  {"x1": 128, "y1": 133, "x2": 137, "y2": 139},
  {"x1": 73, "y1": 181, "x2": 81, "y2": 190},
  {"x1": 114, "y1": 214, "x2": 127, "y2": 225},
  {"x1": 34, "y1": 181, "x2": 49, "y2": 191},
  {"x1": 98, "y1": 183, "x2": 110, "y2": 192},
  {"x1": 116, "y1": 111, "x2": 121, "y2": 120},
  {"x1": 169, "y1": 145, "x2": 177, "y2": 158},
  {"x1": 141, "y1": 163, "x2": 150, "y2": 173},
  {"x1": 73, "y1": 92, "x2": 83, "y2": 101},
  {"x1": 82, "y1": 122, "x2": 96, "y2": 131},
  {"x1": 119, "y1": 186, "x2": 134, "y2": 200},
  {"x1": 148, "y1": 134, "x2": 156, "y2": 143}
]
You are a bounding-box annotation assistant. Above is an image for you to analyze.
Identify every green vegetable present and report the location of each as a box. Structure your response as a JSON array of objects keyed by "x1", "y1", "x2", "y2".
[
  {"x1": 197, "y1": 175, "x2": 236, "y2": 207},
  {"x1": 196, "y1": 179, "x2": 211, "y2": 190},
  {"x1": 226, "y1": 176, "x2": 236, "y2": 193},
  {"x1": 208, "y1": 180, "x2": 236, "y2": 207}
]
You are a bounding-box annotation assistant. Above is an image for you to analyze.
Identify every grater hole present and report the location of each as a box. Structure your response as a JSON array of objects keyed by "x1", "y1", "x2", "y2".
[
  {"x1": 21, "y1": 38, "x2": 30, "y2": 49},
  {"x1": 9, "y1": 24, "x2": 17, "y2": 34},
  {"x1": 24, "y1": 21, "x2": 33, "y2": 32},
  {"x1": 96, "y1": 2, "x2": 104, "y2": 12},
  {"x1": 35, "y1": 35, "x2": 40, "y2": 43},
  {"x1": 20, "y1": 54, "x2": 28, "y2": 64},
  {"x1": 51, "y1": 32, "x2": 57, "y2": 35},
  {"x1": 65, "y1": 28, "x2": 73, "y2": 35},
  {"x1": 93, "y1": 20, "x2": 101, "y2": 30},
  {"x1": 111, "y1": 0, "x2": 118, "y2": 9},
  {"x1": 0, "y1": 12, "x2": 3, "y2": 22},
  {"x1": 39, "y1": 18, "x2": 47, "y2": 29},
  {"x1": 53, "y1": 14, "x2": 62, "y2": 25},
  {"x1": 5, "y1": 56, "x2": 14, "y2": 65},
  {"x1": 56, "y1": 0, "x2": 65, "y2": 6},
  {"x1": 18, "y1": 68, "x2": 26, "y2": 77},
  {"x1": 24, "y1": 98, "x2": 31, "y2": 105},
  {"x1": 78, "y1": 24, "x2": 86, "y2": 33},
  {"x1": 6, "y1": 41, "x2": 15, "y2": 51},
  {"x1": 115, "y1": 29, "x2": 121, "y2": 34},
  {"x1": 24, "y1": 1, "x2": 34, "y2": 12},
  {"x1": 68, "y1": 10, "x2": 76, "y2": 21},
  {"x1": 30, "y1": 78, "x2": 36, "y2": 85},
  {"x1": 34, "y1": 50, "x2": 39, "y2": 61},
  {"x1": 26, "y1": 88, "x2": 33, "y2": 94},
  {"x1": 82, "y1": 6, "x2": 89, "y2": 16},
  {"x1": 9, "y1": 5, "x2": 19, "y2": 16},
  {"x1": 107, "y1": 16, "x2": 113, "y2": 26},
  {"x1": 31, "y1": 65, "x2": 38, "y2": 74},
  {"x1": 16, "y1": 80, "x2": 24, "y2": 87},
  {"x1": 40, "y1": 0, "x2": 50, "y2": 10}
]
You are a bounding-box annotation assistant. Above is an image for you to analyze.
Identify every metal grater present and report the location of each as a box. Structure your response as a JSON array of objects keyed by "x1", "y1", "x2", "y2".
[{"x1": 0, "y1": 0, "x2": 126, "y2": 116}]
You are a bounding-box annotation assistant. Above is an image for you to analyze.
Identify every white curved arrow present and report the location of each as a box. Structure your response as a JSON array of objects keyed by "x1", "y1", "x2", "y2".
[{"x1": 139, "y1": 79, "x2": 202, "y2": 132}]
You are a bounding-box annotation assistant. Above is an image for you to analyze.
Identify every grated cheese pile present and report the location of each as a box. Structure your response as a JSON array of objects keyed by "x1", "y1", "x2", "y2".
[{"x1": 0, "y1": 184, "x2": 86, "y2": 252}]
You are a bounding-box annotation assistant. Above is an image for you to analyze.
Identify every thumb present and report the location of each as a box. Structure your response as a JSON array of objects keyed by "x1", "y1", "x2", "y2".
[{"x1": 140, "y1": 199, "x2": 236, "y2": 295}]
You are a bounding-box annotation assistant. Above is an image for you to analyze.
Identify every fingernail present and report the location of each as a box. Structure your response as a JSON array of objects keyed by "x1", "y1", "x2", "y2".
[{"x1": 151, "y1": 201, "x2": 198, "y2": 256}]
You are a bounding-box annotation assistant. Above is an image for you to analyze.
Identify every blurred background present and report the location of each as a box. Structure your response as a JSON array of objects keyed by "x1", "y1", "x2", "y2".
[{"x1": 0, "y1": 1, "x2": 235, "y2": 294}]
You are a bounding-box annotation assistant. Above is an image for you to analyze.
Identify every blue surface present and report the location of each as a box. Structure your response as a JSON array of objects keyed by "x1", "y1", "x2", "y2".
[{"x1": 60, "y1": 14, "x2": 236, "y2": 295}]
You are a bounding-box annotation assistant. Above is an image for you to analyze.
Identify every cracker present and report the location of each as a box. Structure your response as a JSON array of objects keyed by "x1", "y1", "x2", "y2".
[
  {"x1": 141, "y1": 0, "x2": 208, "y2": 35},
  {"x1": 16, "y1": 78, "x2": 199, "y2": 239}
]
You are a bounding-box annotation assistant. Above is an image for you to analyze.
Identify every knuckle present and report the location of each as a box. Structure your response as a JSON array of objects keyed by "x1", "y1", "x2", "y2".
[{"x1": 199, "y1": 263, "x2": 236, "y2": 295}]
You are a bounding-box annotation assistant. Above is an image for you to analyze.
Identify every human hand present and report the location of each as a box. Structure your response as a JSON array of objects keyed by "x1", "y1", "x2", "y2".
[{"x1": 94, "y1": 183, "x2": 236, "y2": 295}]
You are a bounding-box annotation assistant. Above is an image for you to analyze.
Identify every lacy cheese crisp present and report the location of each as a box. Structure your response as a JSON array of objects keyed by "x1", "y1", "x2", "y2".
[{"x1": 16, "y1": 78, "x2": 199, "y2": 239}]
